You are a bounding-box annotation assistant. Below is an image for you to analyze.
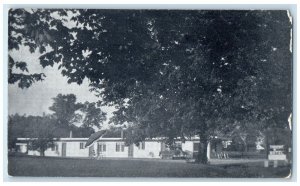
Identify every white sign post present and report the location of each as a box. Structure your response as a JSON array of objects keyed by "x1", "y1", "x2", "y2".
[{"x1": 268, "y1": 145, "x2": 286, "y2": 168}]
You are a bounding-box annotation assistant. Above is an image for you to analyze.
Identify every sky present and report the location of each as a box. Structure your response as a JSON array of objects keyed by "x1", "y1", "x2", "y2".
[
  {"x1": 8, "y1": 45, "x2": 115, "y2": 128},
  {"x1": 7, "y1": 10, "x2": 118, "y2": 129}
]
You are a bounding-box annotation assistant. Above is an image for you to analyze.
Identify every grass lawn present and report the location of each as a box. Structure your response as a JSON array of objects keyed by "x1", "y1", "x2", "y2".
[{"x1": 8, "y1": 155, "x2": 291, "y2": 178}]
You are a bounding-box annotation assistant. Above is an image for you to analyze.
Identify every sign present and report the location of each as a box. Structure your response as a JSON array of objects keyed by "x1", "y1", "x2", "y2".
[
  {"x1": 268, "y1": 144, "x2": 286, "y2": 161},
  {"x1": 270, "y1": 145, "x2": 284, "y2": 149}
]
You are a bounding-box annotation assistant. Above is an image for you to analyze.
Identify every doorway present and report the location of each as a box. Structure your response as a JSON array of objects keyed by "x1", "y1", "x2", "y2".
[
  {"x1": 128, "y1": 144, "x2": 134, "y2": 158},
  {"x1": 62, "y1": 142, "x2": 67, "y2": 157}
]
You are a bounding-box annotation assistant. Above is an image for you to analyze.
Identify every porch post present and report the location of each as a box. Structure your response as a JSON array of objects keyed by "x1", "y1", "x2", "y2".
[{"x1": 207, "y1": 141, "x2": 211, "y2": 160}]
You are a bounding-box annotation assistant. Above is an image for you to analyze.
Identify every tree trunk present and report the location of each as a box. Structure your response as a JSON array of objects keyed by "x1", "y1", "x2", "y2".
[
  {"x1": 40, "y1": 148, "x2": 45, "y2": 156},
  {"x1": 244, "y1": 142, "x2": 248, "y2": 152},
  {"x1": 196, "y1": 131, "x2": 208, "y2": 164},
  {"x1": 265, "y1": 131, "x2": 269, "y2": 159}
]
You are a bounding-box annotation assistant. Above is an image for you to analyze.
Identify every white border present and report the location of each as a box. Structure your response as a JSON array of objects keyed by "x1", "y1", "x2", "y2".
[{"x1": 1, "y1": 1, "x2": 299, "y2": 185}]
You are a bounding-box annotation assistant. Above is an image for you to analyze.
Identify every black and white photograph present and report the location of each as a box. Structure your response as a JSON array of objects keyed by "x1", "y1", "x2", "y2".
[{"x1": 6, "y1": 7, "x2": 293, "y2": 178}]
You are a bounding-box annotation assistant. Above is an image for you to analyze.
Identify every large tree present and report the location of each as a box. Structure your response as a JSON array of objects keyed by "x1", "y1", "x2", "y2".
[
  {"x1": 80, "y1": 101, "x2": 107, "y2": 129},
  {"x1": 106, "y1": 10, "x2": 292, "y2": 163},
  {"x1": 49, "y1": 93, "x2": 107, "y2": 131},
  {"x1": 49, "y1": 93, "x2": 83, "y2": 127},
  {"x1": 27, "y1": 116, "x2": 57, "y2": 156},
  {"x1": 8, "y1": 9, "x2": 292, "y2": 163}
]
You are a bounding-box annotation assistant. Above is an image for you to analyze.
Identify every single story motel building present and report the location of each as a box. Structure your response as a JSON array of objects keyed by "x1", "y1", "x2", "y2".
[{"x1": 15, "y1": 135, "x2": 217, "y2": 159}]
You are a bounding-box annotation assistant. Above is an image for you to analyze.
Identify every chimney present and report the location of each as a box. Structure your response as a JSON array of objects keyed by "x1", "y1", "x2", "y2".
[
  {"x1": 69, "y1": 130, "x2": 73, "y2": 138},
  {"x1": 121, "y1": 130, "x2": 124, "y2": 139}
]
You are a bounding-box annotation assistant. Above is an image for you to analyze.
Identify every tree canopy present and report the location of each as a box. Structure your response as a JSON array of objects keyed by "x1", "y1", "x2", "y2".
[
  {"x1": 80, "y1": 101, "x2": 107, "y2": 129},
  {"x1": 49, "y1": 93, "x2": 83, "y2": 127},
  {"x1": 49, "y1": 93, "x2": 106, "y2": 128}
]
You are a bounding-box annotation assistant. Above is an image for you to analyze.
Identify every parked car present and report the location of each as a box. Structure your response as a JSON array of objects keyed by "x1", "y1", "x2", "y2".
[{"x1": 160, "y1": 149, "x2": 193, "y2": 160}]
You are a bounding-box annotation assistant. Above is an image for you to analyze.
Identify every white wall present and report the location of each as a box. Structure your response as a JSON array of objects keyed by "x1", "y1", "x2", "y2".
[
  {"x1": 16, "y1": 143, "x2": 27, "y2": 153},
  {"x1": 27, "y1": 141, "x2": 89, "y2": 157},
  {"x1": 65, "y1": 141, "x2": 89, "y2": 157},
  {"x1": 182, "y1": 141, "x2": 194, "y2": 152},
  {"x1": 133, "y1": 141, "x2": 161, "y2": 158},
  {"x1": 23, "y1": 139, "x2": 199, "y2": 159},
  {"x1": 27, "y1": 143, "x2": 60, "y2": 157},
  {"x1": 44, "y1": 141, "x2": 61, "y2": 157},
  {"x1": 44, "y1": 148, "x2": 60, "y2": 156},
  {"x1": 96, "y1": 141, "x2": 129, "y2": 158},
  {"x1": 28, "y1": 150, "x2": 40, "y2": 156}
]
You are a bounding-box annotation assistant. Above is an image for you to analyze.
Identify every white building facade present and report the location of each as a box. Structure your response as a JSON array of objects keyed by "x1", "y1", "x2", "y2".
[{"x1": 16, "y1": 137, "x2": 202, "y2": 159}]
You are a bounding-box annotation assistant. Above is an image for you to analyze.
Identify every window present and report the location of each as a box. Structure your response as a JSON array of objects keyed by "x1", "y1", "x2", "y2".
[
  {"x1": 116, "y1": 143, "x2": 120, "y2": 152},
  {"x1": 121, "y1": 144, "x2": 125, "y2": 152},
  {"x1": 138, "y1": 141, "x2": 145, "y2": 150},
  {"x1": 98, "y1": 143, "x2": 106, "y2": 152},
  {"x1": 116, "y1": 143, "x2": 125, "y2": 152},
  {"x1": 80, "y1": 142, "x2": 84, "y2": 149}
]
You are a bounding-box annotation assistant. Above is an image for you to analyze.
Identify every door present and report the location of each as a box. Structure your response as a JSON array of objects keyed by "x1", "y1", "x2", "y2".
[
  {"x1": 62, "y1": 143, "x2": 67, "y2": 157},
  {"x1": 128, "y1": 144, "x2": 134, "y2": 158},
  {"x1": 193, "y1": 142, "x2": 200, "y2": 158},
  {"x1": 161, "y1": 142, "x2": 166, "y2": 151},
  {"x1": 89, "y1": 145, "x2": 94, "y2": 157},
  {"x1": 97, "y1": 143, "x2": 101, "y2": 156}
]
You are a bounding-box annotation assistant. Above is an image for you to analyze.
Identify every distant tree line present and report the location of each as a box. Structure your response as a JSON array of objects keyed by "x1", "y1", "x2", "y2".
[{"x1": 8, "y1": 93, "x2": 106, "y2": 156}]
